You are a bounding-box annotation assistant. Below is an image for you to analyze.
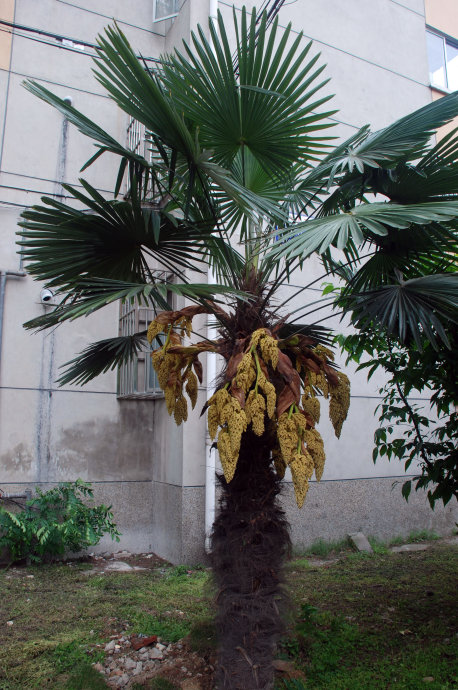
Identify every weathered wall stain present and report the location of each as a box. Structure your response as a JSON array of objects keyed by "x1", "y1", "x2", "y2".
[
  {"x1": 52, "y1": 400, "x2": 155, "y2": 482},
  {"x1": 0, "y1": 442, "x2": 34, "y2": 478}
]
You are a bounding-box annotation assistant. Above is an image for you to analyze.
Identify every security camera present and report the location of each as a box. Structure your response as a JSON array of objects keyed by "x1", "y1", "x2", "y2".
[
  {"x1": 40, "y1": 288, "x2": 54, "y2": 303},
  {"x1": 63, "y1": 96, "x2": 72, "y2": 105}
]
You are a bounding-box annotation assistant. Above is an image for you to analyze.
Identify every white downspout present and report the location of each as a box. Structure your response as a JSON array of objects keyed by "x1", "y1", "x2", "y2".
[{"x1": 204, "y1": 0, "x2": 219, "y2": 553}]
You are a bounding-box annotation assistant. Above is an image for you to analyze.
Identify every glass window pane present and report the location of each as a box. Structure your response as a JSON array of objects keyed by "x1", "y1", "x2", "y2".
[
  {"x1": 154, "y1": 0, "x2": 178, "y2": 20},
  {"x1": 427, "y1": 32, "x2": 447, "y2": 89},
  {"x1": 446, "y1": 42, "x2": 458, "y2": 91}
]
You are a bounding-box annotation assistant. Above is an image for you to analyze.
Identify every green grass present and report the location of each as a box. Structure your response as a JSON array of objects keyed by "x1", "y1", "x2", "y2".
[
  {"x1": 283, "y1": 542, "x2": 457, "y2": 689},
  {"x1": 0, "y1": 541, "x2": 456, "y2": 689},
  {"x1": 387, "y1": 529, "x2": 439, "y2": 546},
  {"x1": 0, "y1": 563, "x2": 210, "y2": 689}
]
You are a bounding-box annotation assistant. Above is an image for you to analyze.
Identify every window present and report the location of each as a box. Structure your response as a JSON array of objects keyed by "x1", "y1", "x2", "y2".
[
  {"x1": 117, "y1": 300, "x2": 159, "y2": 398},
  {"x1": 426, "y1": 29, "x2": 458, "y2": 92},
  {"x1": 153, "y1": 0, "x2": 179, "y2": 23}
]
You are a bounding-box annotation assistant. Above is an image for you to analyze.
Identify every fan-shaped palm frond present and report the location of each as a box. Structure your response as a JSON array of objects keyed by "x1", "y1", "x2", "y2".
[
  {"x1": 267, "y1": 201, "x2": 458, "y2": 260},
  {"x1": 56, "y1": 334, "x2": 149, "y2": 386},
  {"x1": 17, "y1": 180, "x2": 221, "y2": 289},
  {"x1": 345, "y1": 273, "x2": 458, "y2": 349}
]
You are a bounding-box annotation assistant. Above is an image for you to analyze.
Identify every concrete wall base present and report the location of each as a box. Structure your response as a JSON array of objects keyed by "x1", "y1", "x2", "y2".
[{"x1": 2, "y1": 477, "x2": 456, "y2": 564}]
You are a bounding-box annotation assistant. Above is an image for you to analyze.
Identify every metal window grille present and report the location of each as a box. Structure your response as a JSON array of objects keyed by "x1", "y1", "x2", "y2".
[{"x1": 117, "y1": 299, "x2": 163, "y2": 398}]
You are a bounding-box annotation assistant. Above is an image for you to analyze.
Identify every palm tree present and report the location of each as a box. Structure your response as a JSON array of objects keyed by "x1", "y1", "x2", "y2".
[{"x1": 18, "y1": 8, "x2": 458, "y2": 689}]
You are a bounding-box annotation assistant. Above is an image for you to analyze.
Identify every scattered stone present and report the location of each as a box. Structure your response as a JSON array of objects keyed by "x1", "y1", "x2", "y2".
[
  {"x1": 133, "y1": 661, "x2": 143, "y2": 675},
  {"x1": 156, "y1": 643, "x2": 166, "y2": 651},
  {"x1": 124, "y1": 658, "x2": 136, "y2": 671},
  {"x1": 348, "y1": 532, "x2": 373, "y2": 553},
  {"x1": 149, "y1": 647, "x2": 163, "y2": 660},
  {"x1": 93, "y1": 662, "x2": 104, "y2": 673},
  {"x1": 105, "y1": 640, "x2": 117, "y2": 652},
  {"x1": 423, "y1": 677, "x2": 434, "y2": 683},
  {"x1": 6, "y1": 621, "x2": 13, "y2": 626},
  {"x1": 391, "y1": 543, "x2": 429, "y2": 553}
]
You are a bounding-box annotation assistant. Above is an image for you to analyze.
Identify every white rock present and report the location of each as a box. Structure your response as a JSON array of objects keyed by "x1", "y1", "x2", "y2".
[
  {"x1": 124, "y1": 657, "x2": 136, "y2": 670},
  {"x1": 391, "y1": 543, "x2": 429, "y2": 553},
  {"x1": 348, "y1": 532, "x2": 373, "y2": 553},
  {"x1": 156, "y1": 643, "x2": 166, "y2": 651},
  {"x1": 116, "y1": 673, "x2": 129, "y2": 687},
  {"x1": 133, "y1": 661, "x2": 143, "y2": 675},
  {"x1": 104, "y1": 561, "x2": 134, "y2": 572},
  {"x1": 104, "y1": 640, "x2": 116, "y2": 651},
  {"x1": 149, "y1": 648, "x2": 163, "y2": 660}
]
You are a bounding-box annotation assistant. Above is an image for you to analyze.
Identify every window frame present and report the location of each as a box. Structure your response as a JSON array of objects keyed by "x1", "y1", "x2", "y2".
[
  {"x1": 426, "y1": 27, "x2": 458, "y2": 93},
  {"x1": 153, "y1": 0, "x2": 179, "y2": 23}
]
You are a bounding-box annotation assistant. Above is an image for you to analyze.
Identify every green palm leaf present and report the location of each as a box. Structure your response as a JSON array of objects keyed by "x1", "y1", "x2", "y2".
[
  {"x1": 56, "y1": 334, "x2": 149, "y2": 386},
  {"x1": 268, "y1": 201, "x2": 458, "y2": 260},
  {"x1": 17, "y1": 181, "x2": 222, "y2": 289},
  {"x1": 23, "y1": 278, "x2": 239, "y2": 332},
  {"x1": 346, "y1": 273, "x2": 458, "y2": 349}
]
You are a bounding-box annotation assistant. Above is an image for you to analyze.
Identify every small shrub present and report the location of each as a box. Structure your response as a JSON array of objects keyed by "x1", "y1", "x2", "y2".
[{"x1": 0, "y1": 479, "x2": 120, "y2": 563}]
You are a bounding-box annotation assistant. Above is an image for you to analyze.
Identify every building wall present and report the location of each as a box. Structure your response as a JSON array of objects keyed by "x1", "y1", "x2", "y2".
[{"x1": 0, "y1": 0, "x2": 456, "y2": 564}]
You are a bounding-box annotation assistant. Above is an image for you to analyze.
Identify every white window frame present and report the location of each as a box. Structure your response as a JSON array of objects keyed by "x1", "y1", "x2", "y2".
[
  {"x1": 153, "y1": 0, "x2": 179, "y2": 23},
  {"x1": 426, "y1": 28, "x2": 458, "y2": 93}
]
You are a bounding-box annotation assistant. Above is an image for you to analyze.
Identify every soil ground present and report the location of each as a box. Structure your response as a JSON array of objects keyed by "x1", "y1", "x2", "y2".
[{"x1": 0, "y1": 537, "x2": 456, "y2": 689}]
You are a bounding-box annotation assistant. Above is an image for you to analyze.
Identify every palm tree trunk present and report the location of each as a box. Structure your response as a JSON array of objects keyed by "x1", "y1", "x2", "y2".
[{"x1": 211, "y1": 429, "x2": 291, "y2": 689}]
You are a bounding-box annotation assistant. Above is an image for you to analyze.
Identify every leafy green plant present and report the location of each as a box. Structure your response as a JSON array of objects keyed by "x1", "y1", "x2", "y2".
[
  {"x1": 337, "y1": 328, "x2": 458, "y2": 507},
  {"x1": 0, "y1": 480, "x2": 120, "y2": 563}
]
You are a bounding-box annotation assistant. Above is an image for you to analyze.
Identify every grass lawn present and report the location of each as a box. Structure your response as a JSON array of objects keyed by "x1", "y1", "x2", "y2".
[{"x1": 0, "y1": 541, "x2": 456, "y2": 689}]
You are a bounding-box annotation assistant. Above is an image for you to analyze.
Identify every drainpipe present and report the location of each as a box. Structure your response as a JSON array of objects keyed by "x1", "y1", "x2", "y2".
[
  {"x1": 0, "y1": 269, "x2": 26, "y2": 382},
  {"x1": 204, "y1": 0, "x2": 219, "y2": 554}
]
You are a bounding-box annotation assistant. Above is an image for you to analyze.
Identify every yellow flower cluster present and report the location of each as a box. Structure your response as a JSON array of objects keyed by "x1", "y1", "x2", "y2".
[
  {"x1": 329, "y1": 371, "x2": 351, "y2": 438},
  {"x1": 175, "y1": 315, "x2": 192, "y2": 338},
  {"x1": 304, "y1": 428, "x2": 326, "y2": 481},
  {"x1": 259, "y1": 333, "x2": 279, "y2": 369},
  {"x1": 289, "y1": 450, "x2": 315, "y2": 507},
  {"x1": 308, "y1": 370, "x2": 329, "y2": 398},
  {"x1": 277, "y1": 412, "x2": 298, "y2": 465},
  {"x1": 147, "y1": 319, "x2": 166, "y2": 342},
  {"x1": 275, "y1": 410, "x2": 326, "y2": 506},
  {"x1": 257, "y1": 372, "x2": 276, "y2": 419},
  {"x1": 235, "y1": 351, "x2": 256, "y2": 391},
  {"x1": 245, "y1": 390, "x2": 266, "y2": 436},
  {"x1": 185, "y1": 370, "x2": 198, "y2": 408},
  {"x1": 302, "y1": 393, "x2": 321, "y2": 424},
  {"x1": 150, "y1": 348, "x2": 199, "y2": 426},
  {"x1": 208, "y1": 388, "x2": 248, "y2": 482},
  {"x1": 313, "y1": 344, "x2": 334, "y2": 361}
]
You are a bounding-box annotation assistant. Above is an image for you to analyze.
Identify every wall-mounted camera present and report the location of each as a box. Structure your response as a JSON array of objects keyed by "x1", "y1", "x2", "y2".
[{"x1": 40, "y1": 288, "x2": 55, "y2": 304}]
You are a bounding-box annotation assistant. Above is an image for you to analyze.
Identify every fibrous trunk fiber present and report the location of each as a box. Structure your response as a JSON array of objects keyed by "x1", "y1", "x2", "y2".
[{"x1": 211, "y1": 430, "x2": 291, "y2": 689}]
